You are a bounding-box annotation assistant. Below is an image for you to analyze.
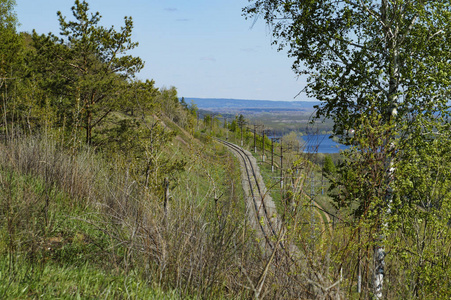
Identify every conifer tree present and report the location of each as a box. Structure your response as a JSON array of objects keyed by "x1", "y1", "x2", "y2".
[{"x1": 32, "y1": 0, "x2": 144, "y2": 144}]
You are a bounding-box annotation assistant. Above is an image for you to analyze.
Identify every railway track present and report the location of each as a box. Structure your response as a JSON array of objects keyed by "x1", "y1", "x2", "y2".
[{"x1": 214, "y1": 138, "x2": 280, "y2": 250}]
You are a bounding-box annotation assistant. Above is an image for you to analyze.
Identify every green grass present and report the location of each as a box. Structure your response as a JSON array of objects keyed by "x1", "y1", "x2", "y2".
[
  {"x1": 0, "y1": 256, "x2": 179, "y2": 299},
  {"x1": 0, "y1": 129, "x2": 252, "y2": 299},
  {"x1": 0, "y1": 156, "x2": 179, "y2": 299}
]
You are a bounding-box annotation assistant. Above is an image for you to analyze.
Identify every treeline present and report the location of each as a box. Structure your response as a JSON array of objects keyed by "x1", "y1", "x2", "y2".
[
  {"x1": 3, "y1": 0, "x2": 451, "y2": 298},
  {"x1": 0, "y1": 2, "x2": 268, "y2": 299},
  {"x1": 1, "y1": 0, "x2": 196, "y2": 148}
]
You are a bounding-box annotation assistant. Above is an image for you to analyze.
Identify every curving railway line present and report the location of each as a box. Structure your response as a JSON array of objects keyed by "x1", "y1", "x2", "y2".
[{"x1": 214, "y1": 138, "x2": 280, "y2": 251}]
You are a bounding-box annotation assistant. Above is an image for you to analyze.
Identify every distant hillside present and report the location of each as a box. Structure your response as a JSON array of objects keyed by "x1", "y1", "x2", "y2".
[{"x1": 186, "y1": 97, "x2": 319, "y2": 112}]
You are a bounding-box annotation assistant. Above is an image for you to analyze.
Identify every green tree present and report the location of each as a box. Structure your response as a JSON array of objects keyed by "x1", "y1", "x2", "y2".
[
  {"x1": 229, "y1": 118, "x2": 237, "y2": 132},
  {"x1": 203, "y1": 114, "x2": 211, "y2": 130},
  {"x1": 244, "y1": 1, "x2": 451, "y2": 134},
  {"x1": 392, "y1": 129, "x2": 451, "y2": 298},
  {"x1": 157, "y1": 87, "x2": 187, "y2": 126},
  {"x1": 281, "y1": 131, "x2": 299, "y2": 152},
  {"x1": 244, "y1": 0, "x2": 451, "y2": 297},
  {"x1": 180, "y1": 97, "x2": 188, "y2": 109},
  {"x1": 237, "y1": 114, "x2": 246, "y2": 128},
  {"x1": 280, "y1": 131, "x2": 301, "y2": 168},
  {"x1": 186, "y1": 101, "x2": 198, "y2": 133},
  {"x1": 0, "y1": 0, "x2": 27, "y2": 135},
  {"x1": 0, "y1": 0, "x2": 19, "y2": 75},
  {"x1": 125, "y1": 79, "x2": 159, "y2": 116},
  {"x1": 32, "y1": 0, "x2": 144, "y2": 144},
  {"x1": 322, "y1": 154, "x2": 336, "y2": 175},
  {"x1": 188, "y1": 101, "x2": 198, "y2": 118}
]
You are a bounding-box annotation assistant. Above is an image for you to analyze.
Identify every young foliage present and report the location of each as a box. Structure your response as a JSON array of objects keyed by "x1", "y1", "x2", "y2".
[
  {"x1": 244, "y1": 0, "x2": 451, "y2": 134},
  {"x1": 322, "y1": 154, "x2": 336, "y2": 175},
  {"x1": 244, "y1": 0, "x2": 451, "y2": 297},
  {"x1": 0, "y1": 0, "x2": 20, "y2": 76}
]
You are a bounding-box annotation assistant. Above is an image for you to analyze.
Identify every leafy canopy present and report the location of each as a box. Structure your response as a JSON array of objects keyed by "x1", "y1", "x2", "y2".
[
  {"x1": 244, "y1": 0, "x2": 451, "y2": 135},
  {"x1": 0, "y1": 0, "x2": 20, "y2": 76},
  {"x1": 244, "y1": 1, "x2": 451, "y2": 296}
]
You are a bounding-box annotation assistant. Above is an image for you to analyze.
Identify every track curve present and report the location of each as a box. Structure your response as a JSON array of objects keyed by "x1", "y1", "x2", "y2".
[{"x1": 214, "y1": 138, "x2": 280, "y2": 250}]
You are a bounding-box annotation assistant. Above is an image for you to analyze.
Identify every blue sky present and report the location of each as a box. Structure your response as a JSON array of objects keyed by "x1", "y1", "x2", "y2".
[{"x1": 15, "y1": 0, "x2": 309, "y2": 101}]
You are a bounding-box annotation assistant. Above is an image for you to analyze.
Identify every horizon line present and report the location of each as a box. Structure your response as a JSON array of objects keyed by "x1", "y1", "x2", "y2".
[{"x1": 181, "y1": 96, "x2": 319, "y2": 102}]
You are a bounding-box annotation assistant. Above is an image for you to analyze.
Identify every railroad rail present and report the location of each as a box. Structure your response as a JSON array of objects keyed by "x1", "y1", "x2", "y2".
[{"x1": 214, "y1": 137, "x2": 280, "y2": 250}]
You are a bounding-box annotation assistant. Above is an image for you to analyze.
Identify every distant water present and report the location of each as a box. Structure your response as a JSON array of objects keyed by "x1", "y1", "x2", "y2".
[{"x1": 300, "y1": 134, "x2": 348, "y2": 153}]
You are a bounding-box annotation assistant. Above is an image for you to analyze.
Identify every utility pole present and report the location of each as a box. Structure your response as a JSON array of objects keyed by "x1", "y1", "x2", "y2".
[
  {"x1": 271, "y1": 137, "x2": 281, "y2": 173},
  {"x1": 225, "y1": 117, "x2": 229, "y2": 140},
  {"x1": 321, "y1": 160, "x2": 324, "y2": 195},
  {"x1": 196, "y1": 111, "x2": 199, "y2": 131},
  {"x1": 237, "y1": 114, "x2": 246, "y2": 147},
  {"x1": 271, "y1": 138, "x2": 275, "y2": 173},
  {"x1": 254, "y1": 125, "x2": 257, "y2": 153},
  {"x1": 310, "y1": 168, "x2": 315, "y2": 249},
  {"x1": 210, "y1": 113, "x2": 214, "y2": 132},
  {"x1": 262, "y1": 128, "x2": 267, "y2": 162},
  {"x1": 280, "y1": 140, "x2": 283, "y2": 189},
  {"x1": 240, "y1": 122, "x2": 244, "y2": 146},
  {"x1": 253, "y1": 124, "x2": 263, "y2": 153}
]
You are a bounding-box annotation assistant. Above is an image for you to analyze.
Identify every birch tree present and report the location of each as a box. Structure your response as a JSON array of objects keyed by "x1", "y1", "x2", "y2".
[{"x1": 244, "y1": 0, "x2": 451, "y2": 297}]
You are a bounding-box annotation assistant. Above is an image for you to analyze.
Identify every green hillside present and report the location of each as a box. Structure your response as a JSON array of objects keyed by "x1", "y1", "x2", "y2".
[{"x1": 2, "y1": 1, "x2": 451, "y2": 299}]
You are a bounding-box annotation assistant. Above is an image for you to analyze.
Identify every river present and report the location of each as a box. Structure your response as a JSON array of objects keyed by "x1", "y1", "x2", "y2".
[{"x1": 300, "y1": 134, "x2": 348, "y2": 153}]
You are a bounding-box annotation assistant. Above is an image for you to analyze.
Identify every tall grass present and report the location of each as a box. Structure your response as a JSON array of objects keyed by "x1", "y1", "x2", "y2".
[
  {"x1": 0, "y1": 134, "x2": 263, "y2": 298},
  {"x1": 0, "y1": 135, "x2": 101, "y2": 206},
  {"x1": 0, "y1": 132, "x2": 352, "y2": 299}
]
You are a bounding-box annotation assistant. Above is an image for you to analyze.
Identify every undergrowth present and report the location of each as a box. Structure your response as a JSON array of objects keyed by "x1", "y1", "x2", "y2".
[{"x1": 0, "y1": 133, "x2": 260, "y2": 299}]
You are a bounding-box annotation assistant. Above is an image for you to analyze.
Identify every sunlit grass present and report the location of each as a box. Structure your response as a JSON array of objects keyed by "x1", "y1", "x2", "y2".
[{"x1": 0, "y1": 256, "x2": 179, "y2": 299}]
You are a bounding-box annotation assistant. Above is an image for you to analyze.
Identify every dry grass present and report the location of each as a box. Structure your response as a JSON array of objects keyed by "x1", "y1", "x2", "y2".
[{"x1": 0, "y1": 133, "x2": 349, "y2": 299}]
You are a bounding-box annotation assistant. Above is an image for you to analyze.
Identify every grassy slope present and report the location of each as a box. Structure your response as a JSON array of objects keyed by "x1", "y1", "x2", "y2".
[
  {"x1": 0, "y1": 168, "x2": 174, "y2": 299},
  {"x1": 0, "y1": 116, "x2": 246, "y2": 299}
]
